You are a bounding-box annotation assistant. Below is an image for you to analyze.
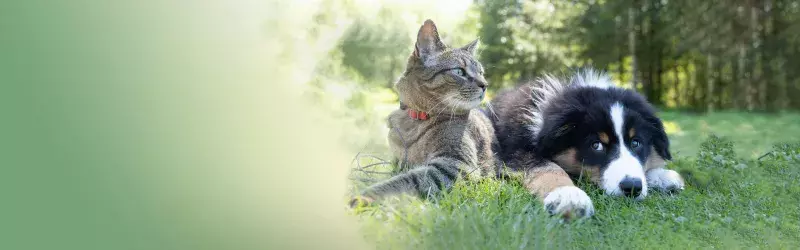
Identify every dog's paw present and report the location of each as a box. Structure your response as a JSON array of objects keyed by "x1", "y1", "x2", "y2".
[
  {"x1": 348, "y1": 195, "x2": 375, "y2": 209},
  {"x1": 543, "y1": 186, "x2": 594, "y2": 220},
  {"x1": 646, "y1": 168, "x2": 685, "y2": 193}
]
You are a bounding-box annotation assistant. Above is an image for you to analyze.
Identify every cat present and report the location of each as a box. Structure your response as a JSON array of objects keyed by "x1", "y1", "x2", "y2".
[{"x1": 349, "y1": 20, "x2": 500, "y2": 207}]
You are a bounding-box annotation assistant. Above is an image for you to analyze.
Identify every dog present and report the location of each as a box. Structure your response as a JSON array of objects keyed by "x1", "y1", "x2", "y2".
[{"x1": 488, "y1": 68, "x2": 684, "y2": 219}]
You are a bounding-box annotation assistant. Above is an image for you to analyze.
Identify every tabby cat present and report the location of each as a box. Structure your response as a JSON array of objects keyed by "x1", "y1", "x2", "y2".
[{"x1": 349, "y1": 20, "x2": 500, "y2": 207}]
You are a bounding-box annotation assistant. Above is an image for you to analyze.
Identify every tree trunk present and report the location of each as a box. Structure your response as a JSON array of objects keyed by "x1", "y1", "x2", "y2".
[
  {"x1": 706, "y1": 55, "x2": 715, "y2": 112},
  {"x1": 628, "y1": 3, "x2": 638, "y2": 90},
  {"x1": 684, "y1": 61, "x2": 693, "y2": 109},
  {"x1": 745, "y1": 0, "x2": 757, "y2": 111},
  {"x1": 767, "y1": 0, "x2": 789, "y2": 110},
  {"x1": 737, "y1": 42, "x2": 747, "y2": 110},
  {"x1": 753, "y1": 4, "x2": 766, "y2": 111},
  {"x1": 656, "y1": 49, "x2": 664, "y2": 106},
  {"x1": 715, "y1": 61, "x2": 724, "y2": 108},
  {"x1": 674, "y1": 63, "x2": 681, "y2": 107},
  {"x1": 648, "y1": 0, "x2": 662, "y2": 105},
  {"x1": 689, "y1": 59, "x2": 697, "y2": 110},
  {"x1": 736, "y1": 3, "x2": 748, "y2": 110},
  {"x1": 619, "y1": 53, "x2": 625, "y2": 82},
  {"x1": 617, "y1": 16, "x2": 625, "y2": 82},
  {"x1": 640, "y1": 0, "x2": 651, "y2": 99}
]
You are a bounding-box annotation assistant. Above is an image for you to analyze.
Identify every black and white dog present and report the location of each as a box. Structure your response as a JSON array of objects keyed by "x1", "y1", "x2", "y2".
[{"x1": 489, "y1": 69, "x2": 684, "y2": 219}]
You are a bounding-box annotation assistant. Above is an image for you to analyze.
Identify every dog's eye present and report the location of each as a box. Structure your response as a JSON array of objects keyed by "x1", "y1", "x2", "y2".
[
  {"x1": 591, "y1": 142, "x2": 603, "y2": 151},
  {"x1": 452, "y1": 68, "x2": 466, "y2": 77},
  {"x1": 631, "y1": 139, "x2": 641, "y2": 149}
]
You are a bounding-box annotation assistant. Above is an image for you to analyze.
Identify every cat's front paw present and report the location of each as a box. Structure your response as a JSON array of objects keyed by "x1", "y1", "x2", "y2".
[
  {"x1": 348, "y1": 195, "x2": 375, "y2": 209},
  {"x1": 646, "y1": 168, "x2": 685, "y2": 193},
  {"x1": 543, "y1": 186, "x2": 594, "y2": 220}
]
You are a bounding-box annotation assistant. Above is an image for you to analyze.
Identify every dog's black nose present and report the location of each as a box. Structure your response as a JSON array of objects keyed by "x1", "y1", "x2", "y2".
[{"x1": 619, "y1": 176, "x2": 643, "y2": 197}]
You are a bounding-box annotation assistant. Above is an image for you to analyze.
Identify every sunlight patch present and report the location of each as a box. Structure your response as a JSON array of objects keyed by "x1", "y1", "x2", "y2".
[{"x1": 662, "y1": 120, "x2": 683, "y2": 135}]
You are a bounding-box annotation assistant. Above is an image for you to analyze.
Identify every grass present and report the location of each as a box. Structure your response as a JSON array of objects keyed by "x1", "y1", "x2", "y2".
[
  {"x1": 660, "y1": 111, "x2": 800, "y2": 158},
  {"x1": 351, "y1": 112, "x2": 800, "y2": 249}
]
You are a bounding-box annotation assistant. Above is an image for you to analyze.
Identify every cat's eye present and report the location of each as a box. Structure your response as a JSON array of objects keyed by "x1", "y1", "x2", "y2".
[
  {"x1": 631, "y1": 139, "x2": 641, "y2": 149},
  {"x1": 591, "y1": 142, "x2": 603, "y2": 152},
  {"x1": 452, "y1": 68, "x2": 466, "y2": 77}
]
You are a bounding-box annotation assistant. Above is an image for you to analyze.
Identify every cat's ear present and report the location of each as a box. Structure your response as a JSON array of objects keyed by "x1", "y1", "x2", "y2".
[
  {"x1": 413, "y1": 19, "x2": 447, "y2": 59},
  {"x1": 461, "y1": 38, "x2": 479, "y2": 55}
]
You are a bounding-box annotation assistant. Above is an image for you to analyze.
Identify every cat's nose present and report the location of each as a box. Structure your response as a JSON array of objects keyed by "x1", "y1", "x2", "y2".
[{"x1": 476, "y1": 81, "x2": 486, "y2": 90}]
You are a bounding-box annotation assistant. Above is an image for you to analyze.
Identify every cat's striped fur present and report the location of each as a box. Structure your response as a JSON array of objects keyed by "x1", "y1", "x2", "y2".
[{"x1": 349, "y1": 20, "x2": 500, "y2": 207}]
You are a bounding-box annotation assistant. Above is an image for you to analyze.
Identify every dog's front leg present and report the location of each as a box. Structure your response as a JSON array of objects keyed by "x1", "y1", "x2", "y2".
[{"x1": 524, "y1": 160, "x2": 594, "y2": 220}]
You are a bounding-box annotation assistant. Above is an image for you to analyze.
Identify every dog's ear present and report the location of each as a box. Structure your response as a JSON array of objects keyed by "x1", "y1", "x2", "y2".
[
  {"x1": 644, "y1": 114, "x2": 672, "y2": 161},
  {"x1": 652, "y1": 122, "x2": 672, "y2": 161},
  {"x1": 625, "y1": 91, "x2": 672, "y2": 161},
  {"x1": 534, "y1": 110, "x2": 583, "y2": 158}
]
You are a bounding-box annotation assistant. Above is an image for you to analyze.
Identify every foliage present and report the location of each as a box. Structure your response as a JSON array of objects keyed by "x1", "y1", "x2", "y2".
[
  {"x1": 574, "y1": 0, "x2": 800, "y2": 111},
  {"x1": 339, "y1": 11, "x2": 411, "y2": 88},
  {"x1": 476, "y1": 0, "x2": 586, "y2": 88}
]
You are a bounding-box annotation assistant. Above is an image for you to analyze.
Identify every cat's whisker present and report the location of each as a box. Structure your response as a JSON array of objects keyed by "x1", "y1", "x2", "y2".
[
  {"x1": 429, "y1": 93, "x2": 457, "y2": 117},
  {"x1": 485, "y1": 102, "x2": 500, "y2": 120}
]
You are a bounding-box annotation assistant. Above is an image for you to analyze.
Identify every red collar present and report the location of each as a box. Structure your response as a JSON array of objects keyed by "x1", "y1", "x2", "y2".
[
  {"x1": 407, "y1": 109, "x2": 429, "y2": 120},
  {"x1": 400, "y1": 102, "x2": 429, "y2": 120}
]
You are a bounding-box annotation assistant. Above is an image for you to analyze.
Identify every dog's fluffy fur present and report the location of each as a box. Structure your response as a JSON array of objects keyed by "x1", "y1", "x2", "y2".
[{"x1": 488, "y1": 69, "x2": 684, "y2": 219}]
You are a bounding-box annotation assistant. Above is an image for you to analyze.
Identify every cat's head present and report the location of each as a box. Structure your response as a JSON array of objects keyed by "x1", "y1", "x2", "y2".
[{"x1": 396, "y1": 20, "x2": 487, "y2": 115}]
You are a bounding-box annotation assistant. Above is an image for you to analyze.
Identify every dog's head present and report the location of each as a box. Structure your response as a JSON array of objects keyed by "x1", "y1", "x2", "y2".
[{"x1": 533, "y1": 71, "x2": 671, "y2": 199}]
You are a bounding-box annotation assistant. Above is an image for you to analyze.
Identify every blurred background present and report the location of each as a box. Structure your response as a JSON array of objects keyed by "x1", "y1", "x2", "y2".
[
  {"x1": 3, "y1": 0, "x2": 799, "y2": 249},
  {"x1": 299, "y1": 0, "x2": 800, "y2": 157}
]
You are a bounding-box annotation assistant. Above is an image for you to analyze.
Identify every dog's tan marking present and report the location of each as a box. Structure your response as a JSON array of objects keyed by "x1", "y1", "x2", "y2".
[
  {"x1": 644, "y1": 146, "x2": 666, "y2": 171},
  {"x1": 553, "y1": 148, "x2": 580, "y2": 173},
  {"x1": 598, "y1": 132, "x2": 610, "y2": 144},
  {"x1": 577, "y1": 165, "x2": 602, "y2": 183},
  {"x1": 553, "y1": 148, "x2": 603, "y2": 184},
  {"x1": 628, "y1": 128, "x2": 636, "y2": 138},
  {"x1": 523, "y1": 161, "x2": 575, "y2": 199}
]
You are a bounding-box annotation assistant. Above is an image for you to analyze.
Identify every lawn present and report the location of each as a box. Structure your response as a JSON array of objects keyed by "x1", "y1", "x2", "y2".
[
  {"x1": 350, "y1": 112, "x2": 800, "y2": 249},
  {"x1": 661, "y1": 111, "x2": 800, "y2": 158}
]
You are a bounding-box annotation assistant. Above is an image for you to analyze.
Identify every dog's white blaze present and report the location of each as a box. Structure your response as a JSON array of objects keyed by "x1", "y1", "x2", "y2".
[{"x1": 602, "y1": 103, "x2": 648, "y2": 199}]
